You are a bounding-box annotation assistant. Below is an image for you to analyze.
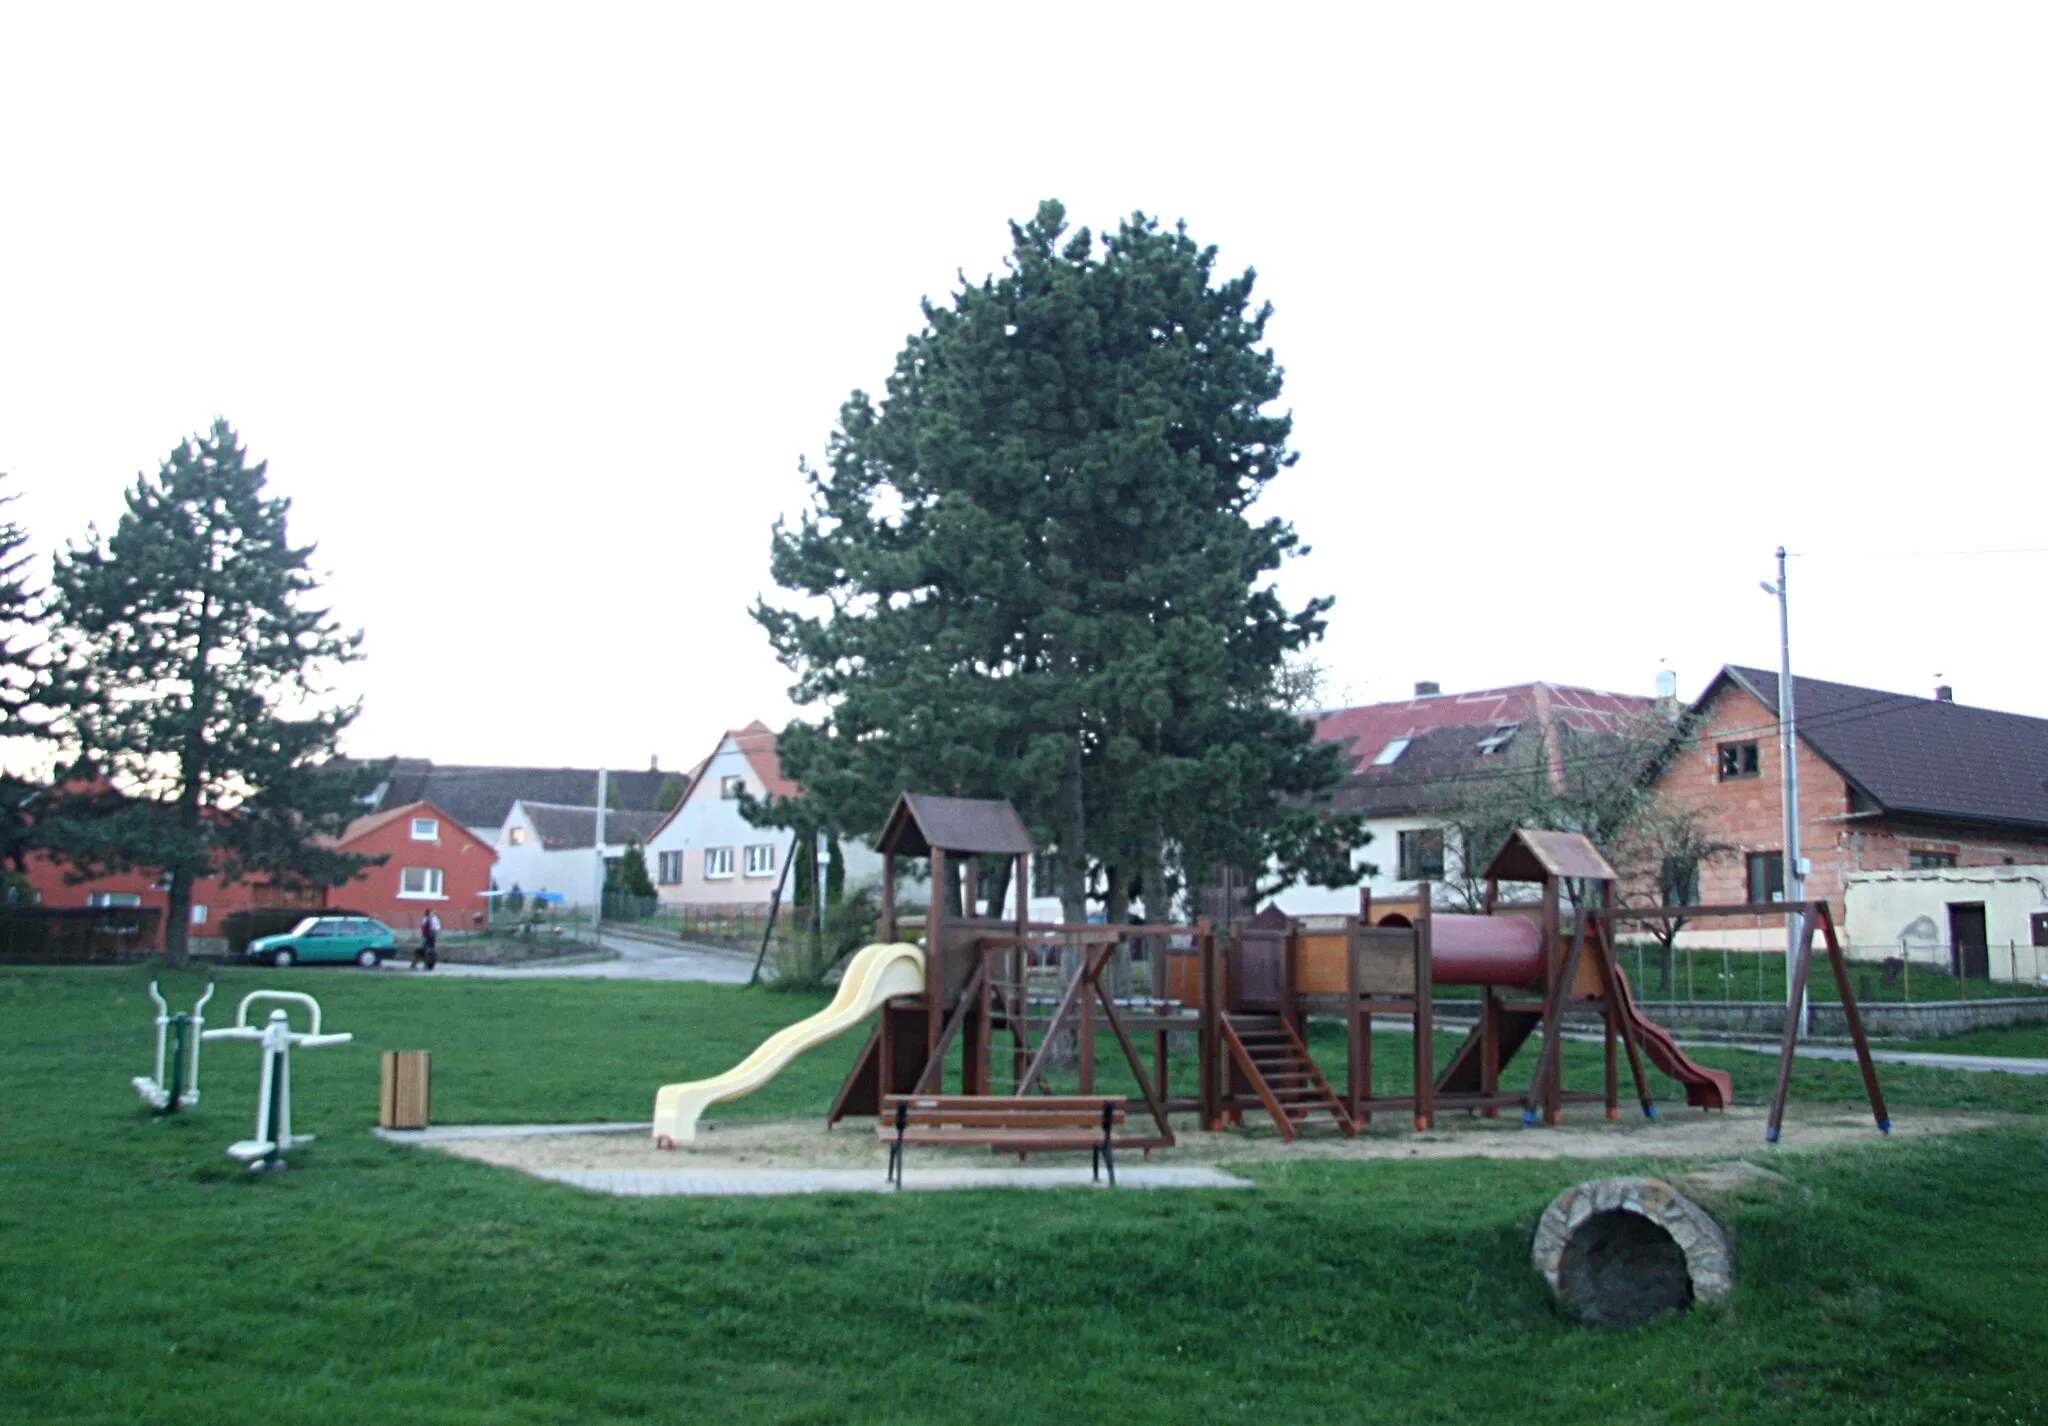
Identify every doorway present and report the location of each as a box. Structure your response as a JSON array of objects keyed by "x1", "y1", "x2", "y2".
[{"x1": 1948, "y1": 902, "x2": 1989, "y2": 981}]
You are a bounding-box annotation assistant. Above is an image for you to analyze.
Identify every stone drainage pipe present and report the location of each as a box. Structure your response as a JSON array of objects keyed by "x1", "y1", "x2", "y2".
[{"x1": 1532, "y1": 1176, "x2": 1732, "y2": 1328}]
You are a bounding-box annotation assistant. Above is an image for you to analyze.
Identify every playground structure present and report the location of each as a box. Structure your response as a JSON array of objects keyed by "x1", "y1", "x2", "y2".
[
  {"x1": 652, "y1": 794, "x2": 1889, "y2": 1149},
  {"x1": 201, "y1": 990, "x2": 353, "y2": 1171},
  {"x1": 133, "y1": 980, "x2": 215, "y2": 1113}
]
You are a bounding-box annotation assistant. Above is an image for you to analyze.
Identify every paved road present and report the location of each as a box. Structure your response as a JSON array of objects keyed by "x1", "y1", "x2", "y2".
[{"x1": 384, "y1": 931, "x2": 756, "y2": 983}]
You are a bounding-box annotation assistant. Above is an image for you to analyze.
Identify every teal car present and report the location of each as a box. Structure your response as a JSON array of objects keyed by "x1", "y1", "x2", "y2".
[{"x1": 247, "y1": 915, "x2": 396, "y2": 968}]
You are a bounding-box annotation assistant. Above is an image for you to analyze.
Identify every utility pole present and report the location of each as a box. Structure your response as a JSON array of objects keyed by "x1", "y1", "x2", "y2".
[
  {"x1": 1763, "y1": 549, "x2": 1809, "y2": 1037},
  {"x1": 593, "y1": 768, "x2": 609, "y2": 940}
]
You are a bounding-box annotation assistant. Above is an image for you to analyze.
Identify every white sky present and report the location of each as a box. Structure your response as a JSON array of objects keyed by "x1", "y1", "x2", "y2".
[{"x1": 2, "y1": 5, "x2": 2043, "y2": 776}]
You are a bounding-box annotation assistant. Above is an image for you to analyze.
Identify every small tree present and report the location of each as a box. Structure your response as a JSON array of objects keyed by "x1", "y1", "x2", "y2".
[
  {"x1": 1424, "y1": 712, "x2": 1682, "y2": 912},
  {"x1": 46, "y1": 420, "x2": 383, "y2": 966},
  {"x1": 613, "y1": 835, "x2": 656, "y2": 900},
  {"x1": 654, "y1": 773, "x2": 687, "y2": 812},
  {"x1": 1609, "y1": 796, "x2": 1734, "y2": 992},
  {"x1": 0, "y1": 473, "x2": 54, "y2": 873}
]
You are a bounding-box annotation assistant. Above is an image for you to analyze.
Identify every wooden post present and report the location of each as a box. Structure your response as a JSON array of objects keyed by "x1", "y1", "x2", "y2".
[
  {"x1": 1480, "y1": 986, "x2": 1499, "y2": 1118},
  {"x1": 880, "y1": 852, "x2": 896, "y2": 944},
  {"x1": 1539, "y1": 873, "x2": 1562, "y2": 1123},
  {"x1": 1346, "y1": 916, "x2": 1366, "y2": 1127},
  {"x1": 1078, "y1": 938, "x2": 1097, "y2": 1095},
  {"x1": 1198, "y1": 918, "x2": 1222, "y2": 1130},
  {"x1": 1814, "y1": 900, "x2": 1890, "y2": 1134},
  {"x1": 926, "y1": 848, "x2": 947, "y2": 1063},
  {"x1": 1414, "y1": 885, "x2": 1435, "y2": 1132}
]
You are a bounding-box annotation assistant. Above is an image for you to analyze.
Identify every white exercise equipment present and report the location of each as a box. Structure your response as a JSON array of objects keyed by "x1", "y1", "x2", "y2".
[
  {"x1": 201, "y1": 990, "x2": 352, "y2": 1171},
  {"x1": 133, "y1": 980, "x2": 216, "y2": 1112}
]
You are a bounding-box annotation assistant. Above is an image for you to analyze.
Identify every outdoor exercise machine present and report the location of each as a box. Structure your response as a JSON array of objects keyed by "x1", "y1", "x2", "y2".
[
  {"x1": 132, "y1": 980, "x2": 216, "y2": 1113},
  {"x1": 201, "y1": 991, "x2": 353, "y2": 1171}
]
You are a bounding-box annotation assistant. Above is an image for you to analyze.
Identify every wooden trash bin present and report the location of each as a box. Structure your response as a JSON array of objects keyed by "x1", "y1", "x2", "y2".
[{"x1": 380, "y1": 1051, "x2": 431, "y2": 1130}]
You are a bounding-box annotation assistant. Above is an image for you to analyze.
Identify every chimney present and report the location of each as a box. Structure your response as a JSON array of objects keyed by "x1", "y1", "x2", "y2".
[
  {"x1": 1934, "y1": 685, "x2": 1953, "y2": 703},
  {"x1": 1414, "y1": 681, "x2": 1441, "y2": 698},
  {"x1": 650, "y1": 754, "x2": 660, "y2": 771}
]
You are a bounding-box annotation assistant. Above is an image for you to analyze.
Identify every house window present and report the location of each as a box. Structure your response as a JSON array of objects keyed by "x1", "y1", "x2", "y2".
[
  {"x1": 1475, "y1": 724, "x2": 1520, "y2": 756},
  {"x1": 705, "y1": 847, "x2": 735, "y2": 878},
  {"x1": 191, "y1": 904, "x2": 208, "y2": 925},
  {"x1": 1745, "y1": 851, "x2": 1784, "y2": 904},
  {"x1": 744, "y1": 844, "x2": 777, "y2": 877},
  {"x1": 1907, "y1": 850, "x2": 1956, "y2": 870},
  {"x1": 1398, "y1": 829, "x2": 1445, "y2": 881},
  {"x1": 505, "y1": 826, "x2": 528, "y2": 846},
  {"x1": 1372, "y1": 738, "x2": 1411, "y2": 767},
  {"x1": 411, "y1": 817, "x2": 440, "y2": 842},
  {"x1": 87, "y1": 892, "x2": 143, "y2": 908},
  {"x1": 657, "y1": 851, "x2": 683, "y2": 885},
  {"x1": 399, "y1": 867, "x2": 446, "y2": 899},
  {"x1": 1718, "y1": 742, "x2": 1761, "y2": 780},
  {"x1": 720, "y1": 776, "x2": 745, "y2": 800},
  {"x1": 2032, "y1": 913, "x2": 2048, "y2": 948}
]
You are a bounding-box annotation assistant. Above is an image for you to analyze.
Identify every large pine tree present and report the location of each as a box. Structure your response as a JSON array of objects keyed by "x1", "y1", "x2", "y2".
[
  {"x1": 757, "y1": 202, "x2": 1366, "y2": 919},
  {"x1": 47, "y1": 420, "x2": 383, "y2": 964}
]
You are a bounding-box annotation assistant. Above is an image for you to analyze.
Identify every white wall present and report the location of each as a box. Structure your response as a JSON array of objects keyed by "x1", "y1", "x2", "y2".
[
  {"x1": 491, "y1": 801, "x2": 667, "y2": 909},
  {"x1": 1845, "y1": 866, "x2": 2048, "y2": 981},
  {"x1": 1268, "y1": 814, "x2": 1452, "y2": 917},
  {"x1": 643, "y1": 738, "x2": 885, "y2": 906}
]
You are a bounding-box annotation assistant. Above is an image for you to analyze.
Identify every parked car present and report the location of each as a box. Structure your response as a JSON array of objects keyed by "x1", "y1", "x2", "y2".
[{"x1": 246, "y1": 915, "x2": 396, "y2": 968}]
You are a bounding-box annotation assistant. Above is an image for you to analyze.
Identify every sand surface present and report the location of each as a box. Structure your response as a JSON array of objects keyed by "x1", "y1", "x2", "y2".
[{"x1": 419, "y1": 1105, "x2": 2012, "y2": 1182}]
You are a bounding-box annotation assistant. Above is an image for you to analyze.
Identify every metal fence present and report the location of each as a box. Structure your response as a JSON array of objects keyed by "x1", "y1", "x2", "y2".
[{"x1": 1615, "y1": 939, "x2": 2048, "y2": 1005}]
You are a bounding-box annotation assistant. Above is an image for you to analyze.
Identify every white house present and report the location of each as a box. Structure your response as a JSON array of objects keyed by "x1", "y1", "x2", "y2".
[
  {"x1": 492, "y1": 801, "x2": 667, "y2": 908},
  {"x1": 643, "y1": 721, "x2": 885, "y2": 907},
  {"x1": 1267, "y1": 681, "x2": 1662, "y2": 917}
]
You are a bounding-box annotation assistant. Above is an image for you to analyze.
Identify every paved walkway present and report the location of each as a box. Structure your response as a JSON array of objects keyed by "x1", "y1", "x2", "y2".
[
  {"x1": 528, "y1": 1165, "x2": 1254, "y2": 1196},
  {"x1": 384, "y1": 931, "x2": 755, "y2": 983},
  {"x1": 1709, "y1": 1039, "x2": 2048, "y2": 1077}
]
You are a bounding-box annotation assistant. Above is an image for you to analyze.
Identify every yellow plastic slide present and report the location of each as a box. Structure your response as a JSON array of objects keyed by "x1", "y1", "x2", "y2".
[{"x1": 651, "y1": 942, "x2": 926, "y2": 1147}]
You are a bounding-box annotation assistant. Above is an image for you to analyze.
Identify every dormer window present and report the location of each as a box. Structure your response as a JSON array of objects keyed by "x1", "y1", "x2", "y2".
[
  {"x1": 1475, "y1": 724, "x2": 1520, "y2": 756},
  {"x1": 1372, "y1": 738, "x2": 1411, "y2": 767},
  {"x1": 411, "y1": 817, "x2": 439, "y2": 842}
]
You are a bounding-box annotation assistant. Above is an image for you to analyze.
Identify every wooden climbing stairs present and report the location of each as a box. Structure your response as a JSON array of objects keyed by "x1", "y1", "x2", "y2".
[{"x1": 1223, "y1": 1014, "x2": 1356, "y2": 1141}]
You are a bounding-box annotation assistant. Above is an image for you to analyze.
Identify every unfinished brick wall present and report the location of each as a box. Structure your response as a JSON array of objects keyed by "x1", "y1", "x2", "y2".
[{"x1": 1643, "y1": 684, "x2": 2048, "y2": 942}]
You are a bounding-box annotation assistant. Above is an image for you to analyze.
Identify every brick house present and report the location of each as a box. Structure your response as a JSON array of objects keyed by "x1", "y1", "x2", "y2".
[
  {"x1": 1646, "y1": 666, "x2": 2048, "y2": 955},
  {"x1": 329, "y1": 799, "x2": 498, "y2": 934},
  {"x1": 23, "y1": 796, "x2": 496, "y2": 947}
]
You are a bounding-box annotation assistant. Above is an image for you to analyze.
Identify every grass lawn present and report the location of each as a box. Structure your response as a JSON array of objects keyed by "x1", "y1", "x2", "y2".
[
  {"x1": 6, "y1": 965, "x2": 2048, "y2": 1424},
  {"x1": 1902, "y1": 1025, "x2": 2048, "y2": 1060}
]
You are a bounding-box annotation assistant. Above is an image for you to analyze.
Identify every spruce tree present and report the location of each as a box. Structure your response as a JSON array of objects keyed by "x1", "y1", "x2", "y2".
[
  {"x1": 47, "y1": 420, "x2": 384, "y2": 965},
  {"x1": 756, "y1": 202, "x2": 1366, "y2": 918},
  {"x1": 615, "y1": 836, "x2": 656, "y2": 899},
  {"x1": 0, "y1": 474, "x2": 54, "y2": 872}
]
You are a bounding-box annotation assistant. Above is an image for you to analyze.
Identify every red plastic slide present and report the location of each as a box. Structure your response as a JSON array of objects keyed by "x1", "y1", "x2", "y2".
[{"x1": 1610, "y1": 969, "x2": 1734, "y2": 1110}]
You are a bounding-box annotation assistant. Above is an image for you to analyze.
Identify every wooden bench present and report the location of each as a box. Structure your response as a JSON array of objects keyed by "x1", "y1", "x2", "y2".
[{"x1": 878, "y1": 1095, "x2": 1127, "y2": 1189}]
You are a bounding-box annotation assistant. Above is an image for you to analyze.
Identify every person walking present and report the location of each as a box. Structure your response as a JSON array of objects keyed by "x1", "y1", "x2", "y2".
[{"x1": 414, "y1": 909, "x2": 441, "y2": 971}]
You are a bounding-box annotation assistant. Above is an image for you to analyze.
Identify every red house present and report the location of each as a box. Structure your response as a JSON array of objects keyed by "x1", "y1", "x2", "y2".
[
  {"x1": 22, "y1": 797, "x2": 496, "y2": 947},
  {"x1": 329, "y1": 800, "x2": 496, "y2": 933}
]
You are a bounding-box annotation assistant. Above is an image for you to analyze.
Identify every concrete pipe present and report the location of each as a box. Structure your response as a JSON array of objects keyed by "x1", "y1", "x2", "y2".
[{"x1": 1530, "y1": 1176, "x2": 1732, "y2": 1328}]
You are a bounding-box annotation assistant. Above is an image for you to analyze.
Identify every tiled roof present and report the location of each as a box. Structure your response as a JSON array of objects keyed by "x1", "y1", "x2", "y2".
[
  {"x1": 1315, "y1": 683, "x2": 1659, "y2": 817},
  {"x1": 1716, "y1": 666, "x2": 2048, "y2": 833},
  {"x1": 729, "y1": 722, "x2": 800, "y2": 802},
  {"x1": 518, "y1": 803, "x2": 669, "y2": 852},
  {"x1": 352, "y1": 761, "x2": 683, "y2": 830}
]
